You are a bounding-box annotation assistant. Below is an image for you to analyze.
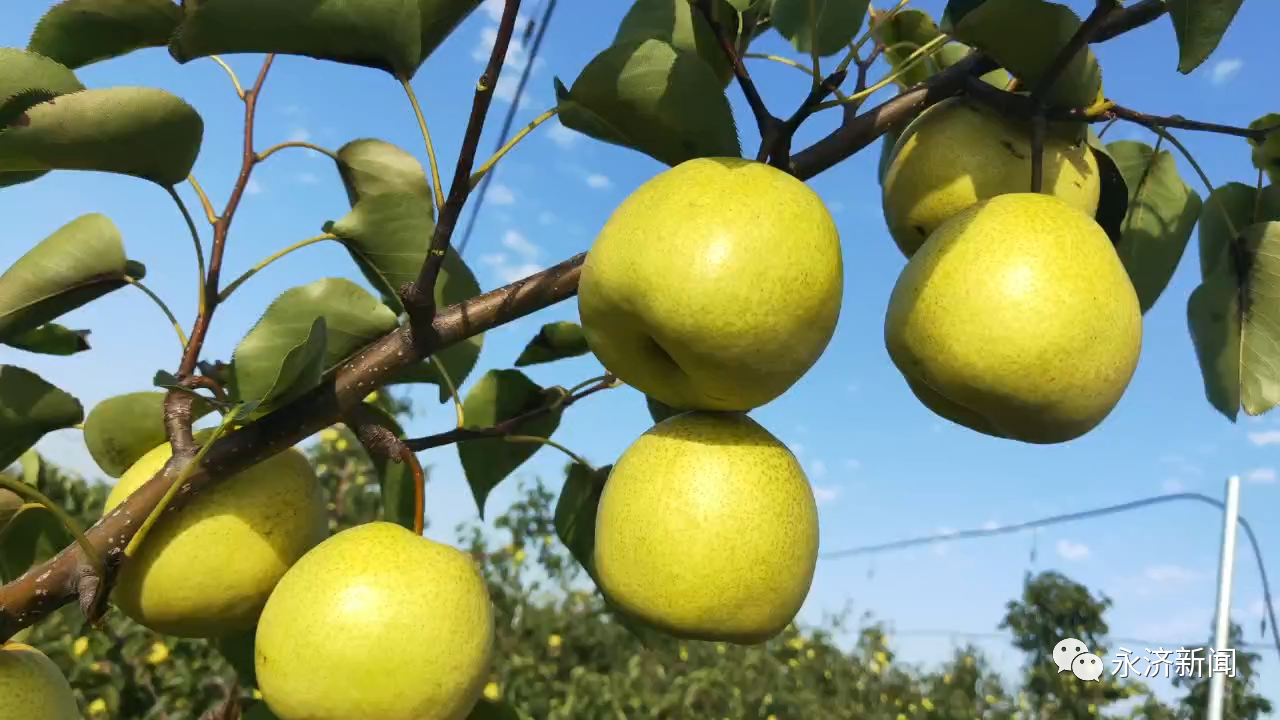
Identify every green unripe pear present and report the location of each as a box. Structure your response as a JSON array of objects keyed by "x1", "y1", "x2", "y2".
[
  {"x1": 593, "y1": 411, "x2": 819, "y2": 644},
  {"x1": 104, "y1": 441, "x2": 328, "y2": 638},
  {"x1": 882, "y1": 96, "x2": 1101, "y2": 257},
  {"x1": 0, "y1": 643, "x2": 79, "y2": 720},
  {"x1": 578, "y1": 157, "x2": 843, "y2": 413},
  {"x1": 885, "y1": 193, "x2": 1142, "y2": 444},
  {"x1": 254, "y1": 522, "x2": 495, "y2": 720}
]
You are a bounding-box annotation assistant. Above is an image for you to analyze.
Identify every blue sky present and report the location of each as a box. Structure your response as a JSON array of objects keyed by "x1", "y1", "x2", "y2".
[{"x1": 2, "y1": 0, "x2": 1277, "y2": 708}]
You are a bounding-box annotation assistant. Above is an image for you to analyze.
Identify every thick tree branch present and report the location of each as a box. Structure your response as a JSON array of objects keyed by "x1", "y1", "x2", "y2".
[{"x1": 405, "y1": 0, "x2": 523, "y2": 337}]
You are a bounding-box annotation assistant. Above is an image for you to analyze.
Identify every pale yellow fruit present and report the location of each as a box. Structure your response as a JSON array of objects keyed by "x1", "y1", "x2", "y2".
[
  {"x1": 578, "y1": 157, "x2": 843, "y2": 412},
  {"x1": 255, "y1": 522, "x2": 494, "y2": 720},
  {"x1": 882, "y1": 96, "x2": 1100, "y2": 257},
  {"x1": 593, "y1": 411, "x2": 819, "y2": 644},
  {"x1": 884, "y1": 193, "x2": 1142, "y2": 444},
  {"x1": 104, "y1": 442, "x2": 327, "y2": 638},
  {"x1": 0, "y1": 643, "x2": 79, "y2": 720}
]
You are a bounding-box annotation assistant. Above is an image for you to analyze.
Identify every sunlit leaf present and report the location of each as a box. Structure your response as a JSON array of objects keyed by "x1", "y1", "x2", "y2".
[
  {"x1": 555, "y1": 38, "x2": 741, "y2": 168},
  {"x1": 554, "y1": 462, "x2": 612, "y2": 581},
  {"x1": 772, "y1": 0, "x2": 870, "y2": 58},
  {"x1": 1248, "y1": 113, "x2": 1280, "y2": 185},
  {"x1": 0, "y1": 87, "x2": 203, "y2": 186},
  {"x1": 457, "y1": 370, "x2": 562, "y2": 517},
  {"x1": 27, "y1": 0, "x2": 184, "y2": 70},
  {"x1": 83, "y1": 391, "x2": 215, "y2": 478},
  {"x1": 514, "y1": 322, "x2": 590, "y2": 367},
  {"x1": 1106, "y1": 140, "x2": 1202, "y2": 313},
  {"x1": 1188, "y1": 221, "x2": 1280, "y2": 421},
  {"x1": 0, "y1": 365, "x2": 83, "y2": 469},
  {"x1": 2, "y1": 323, "x2": 90, "y2": 356},
  {"x1": 0, "y1": 47, "x2": 85, "y2": 104},
  {"x1": 1198, "y1": 182, "x2": 1280, "y2": 279},
  {"x1": 614, "y1": 0, "x2": 740, "y2": 86},
  {"x1": 169, "y1": 0, "x2": 482, "y2": 79},
  {"x1": 1166, "y1": 0, "x2": 1244, "y2": 74},
  {"x1": 0, "y1": 214, "x2": 141, "y2": 343},
  {"x1": 229, "y1": 279, "x2": 399, "y2": 414},
  {"x1": 871, "y1": 8, "x2": 941, "y2": 89}
]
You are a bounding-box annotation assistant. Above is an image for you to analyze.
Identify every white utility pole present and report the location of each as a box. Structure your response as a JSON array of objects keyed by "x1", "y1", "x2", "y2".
[{"x1": 1206, "y1": 475, "x2": 1242, "y2": 720}]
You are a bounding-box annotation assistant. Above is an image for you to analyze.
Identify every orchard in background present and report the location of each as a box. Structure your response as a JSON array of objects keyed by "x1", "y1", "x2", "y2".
[{"x1": 0, "y1": 0, "x2": 1276, "y2": 718}]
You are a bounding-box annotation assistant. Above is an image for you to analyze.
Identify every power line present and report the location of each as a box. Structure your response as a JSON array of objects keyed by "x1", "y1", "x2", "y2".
[
  {"x1": 456, "y1": 0, "x2": 559, "y2": 258},
  {"x1": 881, "y1": 629, "x2": 1279, "y2": 656},
  {"x1": 820, "y1": 492, "x2": 1280, "y2": 662}
]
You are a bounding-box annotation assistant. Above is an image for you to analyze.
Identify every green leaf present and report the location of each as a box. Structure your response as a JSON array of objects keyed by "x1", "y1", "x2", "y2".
[
  {"x1": 935, "y1": 41, "x2": 1011, "y2": 88},
  {"x1": 229, "y1": 279, "x2": 400, "y2": 413},
  {"x1": 554, "y1": 461, "x2": 612, "y2": 580},
  {"x1": 1188, "y1": 221, "x2": 1280, "y2": 421},
  {"x1": 19, "y1": 450, "x2": 41, "y2": 487},
  {"x1": 1248, "y1": 114, "x2": 1280, "y2": 184},
  {"x1": 871, "y1": 7, "x2": 941, "y2": 89},
  {"x1": 467, "y1": 699, "x2": 522, "y2": 720},
  {"x1": 0, "y1": 47, "x2": 85, "y2": 106},
  {"x1": 514, "y1": 322, "x2": 590, "y2": 367},
  {"x1": 645, "y1": 395, "x2": 682, "y2": 424},
  {"x1": 772, "y1": 0, "x2": 870, "y2": 58},
  {"x1": 2, "y1": 324, "x2": 91, "y2": 356},
  {"x1": 0, "y1": 504, "x2": 74, "y2": 583},
  {"x1": 27, "y1": 0, "x2": 185, "y2": 70},
  {"x1": 1166, "y1": 0, "x2": 1244, "y2": 74},
  {"x1": 357, "y1": 402, "x2": 419, "y2": 531},
  {"x1": 0, "y1": 214, "x2": 139, "y2": 343},
  {"x1": 945, "y1": 0, "x2": 1102, "y2": 108},
  {"x1": 1086, "y1": 132, "x2": 1128, "y2": 245},
  {"x1": 0, "y1": 170, "x2": 49, "y2": 190},
  {"x1": 0, "y1": 488, "x2": 21, "y2": 530},
  {"x1": 1106, "y1": 140, "x2": 1202, "y2": 313},
  {"x1": 0, "y1": 365, "x2": 83, "y2": 473},
  {"x1": 215, "y1": 627, "x2": 259, "y2": 688},
  {"x1": 1198, "y1": 183, "x2": 1280, "y2": 278},
  {"x1": 457, "y1": 370, "x2": 563, "y2": 518},
  {"x1": 83, "y1": 391, "x2": 215, "y2": 478},
  {"x1": 555, "y1": 38, "x2": 741, "y2": 168},
  {"x1": 169, "y1": 0, "x2": 481, "y2": 79},
  {"x1": 615, "y1": 0, "x2": 740, "y2": 86},
  {"x1": 0, "y1": 87, "x2": 203, "y2": 186},
  {"x1": 325, "y1": 138, "x2": 484, "y2": 401}
]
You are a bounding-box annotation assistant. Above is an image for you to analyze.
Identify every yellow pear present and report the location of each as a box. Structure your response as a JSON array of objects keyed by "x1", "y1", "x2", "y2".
[
  {"x1": 884, "y1": 193, "x2": 1142, "y2": 444},
  {"x1": 104, "y1": 441, "x2": 328, "y2": 638},
  {"x1": 882, "y1": 96, "x2": 1100, "y2": 257},
  {"x1": 0, "y1": 643, "x2": 79, "y2": 720},
  {"x1": 593, "y1": 411, "x2": 819, "y2": 644},
  {"x1": 578, "y1": 157, "x2": 843, "y2": 412},
  {"x1": 254, "y1": 522, "x2": 494, "y2": 720}
]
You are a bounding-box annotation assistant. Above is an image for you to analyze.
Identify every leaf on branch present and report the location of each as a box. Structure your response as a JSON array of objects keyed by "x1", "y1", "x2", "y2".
[
  {"x1": 514, "y1": 321, "x2": 590, "y2": 367},
  {"x1": 1106, "y1": 140, "x2": 1201, "y2": 313},
  {"x1": 214, "y1": 628, "x2": 259, "y2": 690},
  {"x1": 2, "y1": 323, "x2": 91, "y2": 356},
  {"x1": 1249, "y1": 114, "x2": 1280, "y2": 185},
  {"x1": 229, "y1": 278, "x2": 400, "y2": 414},
  {"x1": 555, "y1": 38, "x2": 741, "y2": 168},
  {"x1": 0, "y1": 503, "x2": 74, "y2": 584},
  {"x1": 0, "y1": 46, "x2": 85, "y2": 103},
  {"x1": 0, "y1": 86, "x2": 204, "y2": 186},
  {"x1": 645, "y1": 395, "x2": 682, "y2": 424},
  {"x1": 325, "y1": 138, "x2": 484, "y2": 401},
  {"x1": 168, "y1": 0, "x2": 481, "y2": 80},
  {"x1": 772, "y1": 0, "x2": 870, "y2": 58},
  {"x1": 614, "y1": 0, "x2": 741, "y2": 87},
  {"x1": 27, "y1": 0, "x2": 185, "y2": 70},
  {"x1": 0, "y1": 213, "x2": 141, "y2": 343},
  {"x1": 457, "y1": 370, "x2": 563, "y2": 518},
  {"x1": 1199, "y1": 183, "x2": 1280, "y2": 279},
  {"x1": 944, "y1": 0, "x2": 1102, "y2": 108},
  {"x1": 871, "y1": 8, "x2": 942, "y2": 90},
  {"x1": 934, "y1": 41, "x2": 1010, "y2": 88},
  {"x1": 466, "y1": 698, "x2": 522, "y2": 720},
  {"x1": 1085, "y1": 131, "x2": 1128, "y2": 245},
  {"x1": 1188, "y1": 221, "x2": 1280, "y2": 421},
  {"x1": 1166, "y1": 0, "x2": 1244, "y2": 74},
  {"x1": 84, "y1": 391, "x2": 216, "y2": 478},
  {"x1": 19, "y1": 450, "x2": 40, "y2": 487},
  {"x1": 355, "y1": 402, "x2": 419, "y2": 531},
  {"x1": 0, "y1": 365, "x2": 83, "y2": 469}
]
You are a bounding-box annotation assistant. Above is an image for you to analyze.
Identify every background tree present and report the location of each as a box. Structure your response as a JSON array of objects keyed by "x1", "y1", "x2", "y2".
[{"x1": 1172, "y1": 622, "x2": 1273, "y2": 720}]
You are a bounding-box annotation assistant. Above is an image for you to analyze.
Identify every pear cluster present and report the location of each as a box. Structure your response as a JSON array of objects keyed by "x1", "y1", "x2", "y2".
[
  {"x1": 577, "y1": 157, "x2": 843, "y2": 644},
  {"x1": 881, "y1": 97, "x2": 1142, "y2": 444}
]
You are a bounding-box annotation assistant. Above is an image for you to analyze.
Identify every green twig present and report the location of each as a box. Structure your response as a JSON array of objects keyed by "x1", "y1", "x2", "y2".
[
  {"x1": 431, "y1": 355, "x2": 466, "y2": 428},
  {"x1": 167, "y1": 185, "x2": 207, "y2": 312},
  {"x1": 817, "y1": 35, "x2": 948, "y2": 111},
  {"x1": 218, "y1": 234, "x2": 336, "y2": 302},
  {"x1": 209, "y1": 56, "x2": 245, "y2": 99},
  {"x1": 256, "y1": 141, "x2": 339, "y2": 163},
  {"x1": 400, "y1": 78, "x2": 447, "y2": 212},
  {"x1": 469, "y1": 108, "x2": 560, "y2": 187},
  {"x1": 505, "y1": 435, "x2": 593, "y2": 471},
  {"x1": 125, "y1": 277, "x2": 188, "y2": 348}
]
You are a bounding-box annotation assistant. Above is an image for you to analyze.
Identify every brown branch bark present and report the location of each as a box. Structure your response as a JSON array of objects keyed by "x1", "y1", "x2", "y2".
[
  {"x1": 1030, "y1": 0, "x2": 1117, "y2": 105},
  {"x1": 0, "y1": 0, "x2": 1175, "y2": 641}
]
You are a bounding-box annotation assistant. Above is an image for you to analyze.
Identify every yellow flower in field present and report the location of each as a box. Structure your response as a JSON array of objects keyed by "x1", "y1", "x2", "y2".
[
  {"x1": 908, "y1": 704, "x2": 917, "y2": 713},
  {"x1": 1088, "y1": 703, "x2": 1097, "y2": 714},
  {"x1": 73, "y1": 636, "x2": 89, "y2": 658},
  {"x1": 679, "y1": 646, "x2": 689, "y2": 661},
  {"x1": 364, "y1": 391, "x2": 379, "y2": 403},
  {"x1": 806, "y1": 648, "x2": 815, "y2": 659},
  {"x1": 320, "y1": 428, "x2": 339, "y2": 443},
  {"x1": 484, "y1": 682, "x2": 501, "y2": 701},
  {"x1": 514, "y1": 549, "x2": 526, "y2": 564},
  {"x1": 547, "y1": 634, "x2": 562, "y2": 649},
  {"x1": 874, "y1": 650, "x2": 889, "y2": 666},
  {"x1": 897, "y1": 714, "x2": 908, "y2": 720},
  {"x1": 542, "y1": 535, "x2": 554, "y2": 545},
  {"x1": 335, "y1": 438, "x2": 349, "y2": 452},
  {"x1": 985, "y1": 695, "x2": 998, "y2": 705},
  {"x1": 767, "y1": 716, "x2": 777, "y2": 720},
  {"x1": 943, "y1": 674, "x2": 952, "y2": 684},
  {"x1": 788, "y1": 658, "x2": 799, "y2": 668},
  {"x1": 145, "y1": 641, "x2": 169, "y2": 665},
  {"x1": 922, "y1": 698, "x2": 934, "y2": 711},
  {"x1": 87, "y1": 698, "x2": 108, "y2": 716},
  {"x1": 252, "y1": 689, "x2": 263, "y2": 700},
  {"x1": 869, "y1": 661, "x2": 882, "y2": 674},
  {"x1": 715, "y1": 643, "x2": 726, "y2": 655},
  {"x1": 762, "y1": 694, "x2": 773, "y2": 706},
  {"x1": 787, "y1": 636, "x2": 806, "y2": 650}
]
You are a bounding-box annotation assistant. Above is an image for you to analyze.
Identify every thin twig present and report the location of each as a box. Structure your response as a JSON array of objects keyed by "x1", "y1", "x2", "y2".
[
  {"x1": 167, "y1": 185, "x2": 207, "y2": 312},
  {"x1": 1029, "y1": 0, "x2": 1117, "y2": 105},
  {"x1": 401, "y1": 78, "x2": 447, "y2": 212},
  {"x1": 125, "y1": 278, "x2": 188, "y2": 348},
  {"x1": 208, "y1": 56, "x2": 245, "y2": 99},
  {"x1": 690, "y1": 0, "x2": 779, "y2": 159},
  {"x1": 403, "y1": 0, "x2": 523, "y2": 334},
  {"x1": 185, "y1": 175, "x2": 218, "y2": 225},
  {"x1": 218, "y1": 234, "x2": 336, "y2": 302},
  {"x1": 469, "y1": 107, "x2": 560, "y2": 187},
  {"x1": 256, "y1": 141, "x2": 338, "y2": 163}
]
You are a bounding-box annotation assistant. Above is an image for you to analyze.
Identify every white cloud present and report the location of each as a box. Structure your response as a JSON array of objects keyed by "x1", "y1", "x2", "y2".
[
  {"x1": 479, "y1": 252, "x2": 543, "y2": 284},
  {"x1": 287, "y1": 127, "x2": 311, "y2": 142},
  {"x1": 471, "y1": 6, "x2": 544, "y2": 108},
  {"x1": 537, "y1": 210, "x2": 556, "y2": 225},
  {"x1": 1143, "y1": 564, "x2": 1199, "y2": 585},
  {"x1": 1246, "y1": 467, "x2": 1277, "y2": 484},
  {"x1": 245, "y1": 178, "x2": 264, "y2": 195},
  {"x1": 932, "y1": 527, "x2": 959, "y2": 557},
  {"x1": 813, "y1": 486, "x2": 841, "y2": 505},
  {"x1": 1247, "y1": 430, "x2": 1280, "y2": 446},
  {"x1": 982, "y1": 520, "x2": 1002, "y2": 531},
  {"x1": 297, "y1": 172, "x2": 319, "y2": 184},
  {"x1": 1161, "y1": 478, "x2": 1185, "y2": 494},
  {"x1": 828, "y1": 201, "x2": 846, "y2": 214},
  {"x1": 811, "y1": 460, "x2": 827, "y2": 480},
  {"x1": 790, "y1": 443, "x2": 805, "y2": 457},
  {"x1": 1210, "y1": 58, "x2": 1243, "y2": 86},
  {"x1": 585, "y1": 173, "x2": 612, "y2": 190},
  {"x1": 1056, "y1": 539, "x2": 1090, "y2": 562},
  {"x1": 501, "y1": 229, "x2": 539, "y2": 258},
  {"x1": 547, "y1": 121, "x2": 579, "y2": 148},
  {"x1": 489, "y1": 183, "x2": 516, "y2": 206},
  {"x1": 844, "y1": 459, "x2": 861, "y2": 471}
]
